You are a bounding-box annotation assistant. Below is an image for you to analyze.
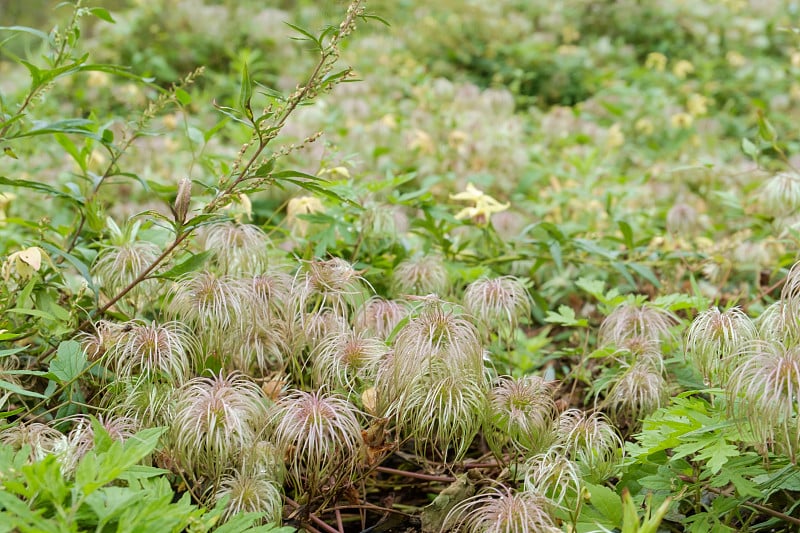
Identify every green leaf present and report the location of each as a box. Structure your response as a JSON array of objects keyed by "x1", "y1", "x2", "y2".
[
  {"x1": 14, "y1": 118, "x2": 99, "y2": 140},
  {"x1": 0, "y1": 25, "x2": 50, "y2": 42},
  {"x1": 628, "y1": 262, "x2": 660, "y2": 288},
  {"x1": 0, "y1": 346, "x2": 28, "y2": 358},
  {"x1": 617, "y1": 219, "x2": 634, "y2": 250},
  {"x1": 156, "y1": 251, "x2": 211, "y2": 280},
  {"x1": 0, "y1": 378, "x2": 47, "y2": 399},
  {"x1": 544, "y1": 305, "x2": 588, "y2": 327},
  {"x1": 254, "y1": 159, "x2": 276, "y2": 177},
  {"x1": 285, "y1": 22, "x2": 322, "y2": 50},
  {"x1": 40, "y1": 243, "x2": 98, "y2": 297},
  {"x1": 695, "y1": 439, "x2": 738, "y2": 474},
  {"x1": 577, "y1": 277, "x2": 606, "y2": 299},
  {"x1": 585, "y1": 483, "x2": 623, "y2": 526},
  {"x1": 741, "y1": 138, "x2": 758, "y2": 159},
  {"x1": 89, "y1": 7, "x2": 115, "y2": 23},
  {"x1": 239, "y1": 62, "x2": 253, "y2": 121},
  {"x1": 48, "y1": 340, "x2": 86, "y2": 384},
  {"x1": 5, "y1": 308, "x2": 57, "y2": 321},
  {"x1": 0, "y1": 176, "x2": 80, "y2": 201},
  {"x1": 175, "y1": 88, "x2": 191, "y2": 106},
  {"x1": 757, "y1": 112, "x2": 777, "y2": 143}
]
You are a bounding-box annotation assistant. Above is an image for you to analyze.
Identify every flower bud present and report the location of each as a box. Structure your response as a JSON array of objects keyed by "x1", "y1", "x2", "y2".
[{"x1": 174, "y1": 178, "x2": 192, "y2": 225}]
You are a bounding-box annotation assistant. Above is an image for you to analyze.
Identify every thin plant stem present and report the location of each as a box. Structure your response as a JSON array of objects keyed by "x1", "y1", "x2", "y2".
[{"x1": 374, "y1": 466, "x2": 456, "y2": 483}]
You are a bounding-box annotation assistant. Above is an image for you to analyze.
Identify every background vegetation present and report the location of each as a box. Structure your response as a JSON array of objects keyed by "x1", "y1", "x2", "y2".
[{"x1": 1, "y1": 0, "x2": 800, "y2": 531}]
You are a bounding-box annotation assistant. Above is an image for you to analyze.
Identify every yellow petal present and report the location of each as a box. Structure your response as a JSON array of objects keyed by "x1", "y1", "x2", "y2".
[
  {"x1": 18, "y1": 247, "x2": 42, "y2": 271},
  {"x1": 449, "y1": 183, "x2": 484, "y2": 202},
  {"x1": 454, "y1": 206, "x2": 480, "y2": 220}
]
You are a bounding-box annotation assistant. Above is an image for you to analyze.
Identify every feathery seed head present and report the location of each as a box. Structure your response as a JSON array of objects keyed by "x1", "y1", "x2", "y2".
[
  {"x1": 267, "y1": 389, "x2": 364, "y2": 495},
  {"x1": 523, "y1": 449, "x2": 581, "y2": 507},
  {"x1": 354, "y1": 297, "x2": 408, "y2": 340},
  {"x1": 485, "y1": 376, "x2": 557, "y2": 457},
  {"x1": 390, "y1": 365, "x2": 489, "y2": 463},
  {"x1": 728, "y1": 340, "x2": 800, "y2": 458},
  {"x1": 295, "y1": 258, "x2": 370, "y2": 318},
  {"x1": 103, "y1": 378, "x2": 174, "y2": 428},
  {"x1": 758, "y1": 300, "x2": 800, "y2": 345},
  {"x1": 464, "y1": 276, "x2": 531, "y2": 342},
  {"x1": 686, "y1": 306, "x2": 757, "y2": 385},
  {"x1": 761, "y1": 171, "x2": 800, "y2": 217},
  {"x1": 92, "y1": 241, "x2": 160, "y2": 303},
  {"x1": 168, "y1": 271, "x2": 248, "y2": 331},
  {"x1": 199, "y1": 222, "x2": 271, "y2": 275},
  {"x1": 557, "y1": 409, "x2": 623, "y2": 482},
  {"x1": 215, "y1": 466, "x2": 283, "y2": 524},
  {"x1": 777, "y1": 261, "x2": 800, "y2": 340},
  {"x1": 666, "y1": 202, "x2": 699, "y2": 236},
  {"x1": 598, "y1": 302, "x2": 677, "y2": 347},
  {"x1": 61, "y1": 415, "x2": 139, "y2": 474},
  {"x1": 312, "y1": 328, "x2": 388, "y2": 394},
  {"x1": 392, "y1": 255, "x2": 449, "y2": 296},
  {"x1": 393, "y1": 304, "x2": 483, "y2": 380},
  {"x1": 170, "y1": 372, "x2": 266, "y2": 480},
  {"x1": 243, "y1": 271, "x2": 292, "y2": 320},
  {"x1": 76, "y1": 320, "x2": 125, "y2": 361},
  {"x1": 604, "y1": 361, "x2": 668, "y2": 425},
  {"x1": 0, "y1": 422, "x2": 64, "y2": 462},
  {"x1": 106, "y1": 320, "x2": 195, "y2": 384},
  {"x1": 298, "y1": 308, "x2": 350, "y2": 355},
  {"x1": 225, "y1": 323, "x2": 287, "y2": 376},
  {"x1": 442, "y1": 485, "x2": 559, "y2": 533},
  {"x1": 613, "y1": 335, "x2": 664, "y2": 369}
]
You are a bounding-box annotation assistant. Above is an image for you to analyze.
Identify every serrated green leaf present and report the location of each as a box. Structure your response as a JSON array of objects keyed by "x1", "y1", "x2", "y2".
[
  {"x1": 577, "y1": 277, "x2": 606, "y2": 298},
  {"x1": 48, "y1": 340, "x2": 86, "y2": 384},
  {"x1": 696, "y1": 440, "x2": 738, "y2": 474}
]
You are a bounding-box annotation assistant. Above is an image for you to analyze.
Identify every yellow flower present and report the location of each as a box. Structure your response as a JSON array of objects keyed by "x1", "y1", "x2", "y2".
[
  {"x1": 791, "y1": 83, "x2": 800, "y2": 102},
  {"x1": 287, "y1": 196, "x2": 324, "y2": 237},
  {"x1": 222, "y1": 193, "x2": 252, "y2": 222},
  {"x1": 408, "y1": 129, "x2": 435, "y2": 154},
  {"x1": 634, "y1": 118, "x2": 654, "y2": 136},
  {"x1": 726, "y1": 51, "x2": 746, "y2": 68},
  {"x1": 606, "y1": 123, "x2": 625, "y2": 148},
  {"x1": 645, "y1": 52, "x2": 667, "y2": 72},
  {"x1": 380, "y1": 114, "x2": 397, "y2": 129},
  {"x1": 670, "y1": 113, "x2": 694, "y2": 129},
  {"x1": 162, "y1": 113, "x2": 180, "y2": 130},
  {"x1": 87, "y1": 70, "x2": 110, "y2": 88},
  {"x1": 2, "y1": 247, "x2": 48, "y2": 282},
  {"x1": 450, "y1": 183, "x2": 509, "y2": 223},
  {"x1": 672, "y1": 60, "x2": 694, "y2": 79},
  {"x1": 318, "y1": 166, "x2": 351, "y2": 179},
  {"x1": 557, "y1": 45, "x2": 581, "y2": 55},
  {"x1": 686, "y1": 94, "x2": 708, "y2": 116},
  {"x1": 0, "y1": 192, "x2": 16, "y2": 222},
  {"x1": 448, "y1": 130, "x2": 469, "y2": 148},
  {"x1": 792, "y1": 51, "x2": 800, "y2": 69},
  {"x1": 561, "y1": 26, "x2": 580, "y2": 44}
]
